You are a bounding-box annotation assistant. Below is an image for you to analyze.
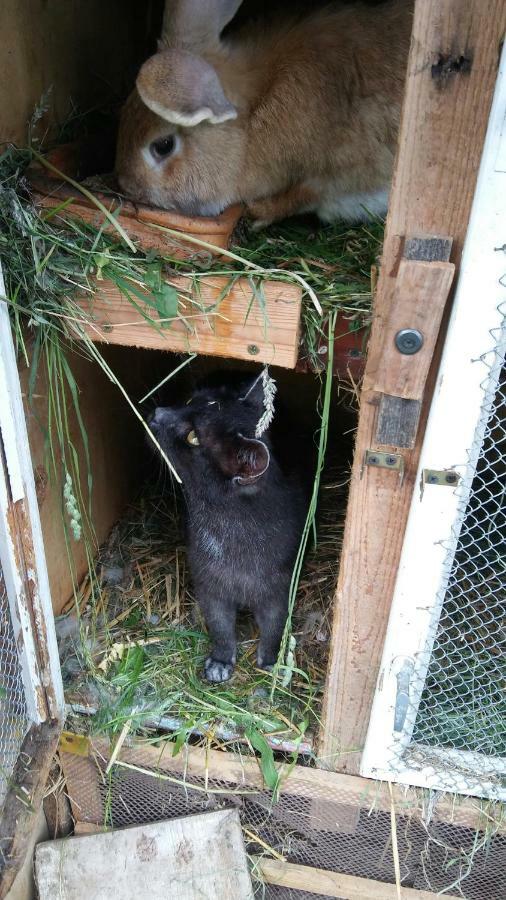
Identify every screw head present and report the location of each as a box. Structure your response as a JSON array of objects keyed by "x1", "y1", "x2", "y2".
[
  {"x1": 247, "y1": 344, "x2": 260, "y2": 356},
  {"x1": 368, "y1": 454, "x2": 379, "y2": 465},
  {"x1": 395, "y1": 328, "x2": 424, "y2": 355},
  {"x1": 428, "y1": 474, "x2": 439, "y2": 484},
  {"x1": 385, "y1": 455, "x2": 397, "y2": 466},
  {"x1": 445, "y1": 473, "x2": 458, "y2": 484}
]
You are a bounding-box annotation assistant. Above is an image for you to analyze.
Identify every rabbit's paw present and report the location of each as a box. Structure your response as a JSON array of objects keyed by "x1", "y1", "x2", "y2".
[
  {"x1": 203, "y1": 656, "x2": 234, "y2": 683},
  {"x1": 246, "y1": 198, "x2": 279, "y2": 230}
]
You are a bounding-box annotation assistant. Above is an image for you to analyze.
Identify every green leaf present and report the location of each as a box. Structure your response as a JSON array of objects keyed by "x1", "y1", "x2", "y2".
[
  {"x1": 144, "y1": 262, "x2": 178, "y2": 325},
  {"x1": 171, "y1": 729, "x2": 189, "y2": 756},
  {"x1": 153, "y1": 282, "x2": 178, "y2": 325},
  {"x1": 245, "y1": 725, "x2": 279, "y2": 793}
]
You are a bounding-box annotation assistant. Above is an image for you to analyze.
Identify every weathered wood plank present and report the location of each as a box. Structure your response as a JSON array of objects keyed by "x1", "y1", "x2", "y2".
[
  {"x1": 256, "y1": 859, "x2": 462, "y2": 900},
  {"x1": 404, "y1": 235, "x2": 452, "y2": 263},
  {"x1": 318, "y1": 0, "x2": 506, "y2": 775},
  {"x1": 72, "y1": 275, "x2": 302, "y2": 369},
  {"x1": 375, "y1": 395, "x2": 421, "y2": 448},
  {"x1": 36, "y1": 810, "x2": 253, "y2": 900}
]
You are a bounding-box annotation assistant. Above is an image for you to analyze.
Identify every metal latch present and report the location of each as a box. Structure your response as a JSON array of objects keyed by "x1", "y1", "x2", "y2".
[
  {"x1": 363, "y1": 450, "x2": 404, "y2": 485},
  {"x1": 393, "y1": 657, "x2": 415, "y2": 733}
]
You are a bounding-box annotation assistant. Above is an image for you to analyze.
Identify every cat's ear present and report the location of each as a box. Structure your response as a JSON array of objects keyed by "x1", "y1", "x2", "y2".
[{"x1": 218, "y1": 433, "x2": 270, "y2": 485}]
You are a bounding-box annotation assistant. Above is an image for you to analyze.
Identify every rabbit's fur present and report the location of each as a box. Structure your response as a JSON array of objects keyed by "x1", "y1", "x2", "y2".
[{"x1": 116, "y1": 0, "x2": 412, "y2": 225}]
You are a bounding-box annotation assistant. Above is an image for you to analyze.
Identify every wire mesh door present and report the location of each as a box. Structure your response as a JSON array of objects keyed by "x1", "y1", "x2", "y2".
[
  {"x1": 0, "y1": 564, "x2": 28, "y2": 811},
  {"x1": 361, "y1": 46, "x2": 506, "y2": 799}
]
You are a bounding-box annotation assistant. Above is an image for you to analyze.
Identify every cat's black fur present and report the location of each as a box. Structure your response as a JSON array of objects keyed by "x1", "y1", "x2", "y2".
[{"x1": 148, "y1": 370, "x2": 309, "y2": 683}]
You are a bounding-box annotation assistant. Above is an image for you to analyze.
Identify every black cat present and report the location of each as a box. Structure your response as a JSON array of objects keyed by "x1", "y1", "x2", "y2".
[{"x1": 148, "y1": 370, "x2": 308, "y2": 683}]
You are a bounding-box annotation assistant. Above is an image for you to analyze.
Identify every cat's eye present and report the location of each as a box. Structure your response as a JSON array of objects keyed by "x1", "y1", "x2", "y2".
[
  {"x1": 186, "y1": 429, "x2": 200, "y2": 446},
  {"x1": 150, "y1": 135, "x2": 176, "y2": 162}
]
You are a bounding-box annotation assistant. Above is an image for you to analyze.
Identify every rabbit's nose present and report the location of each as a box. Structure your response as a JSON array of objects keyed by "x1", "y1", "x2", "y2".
[{"x1": 149, "y1": 407, "x2": 174, "y2": 428}]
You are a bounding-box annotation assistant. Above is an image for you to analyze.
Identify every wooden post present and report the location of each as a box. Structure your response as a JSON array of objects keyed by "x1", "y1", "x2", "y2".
[{"x1": 318, "y1": 0, "x2": 506, "y2": 774}]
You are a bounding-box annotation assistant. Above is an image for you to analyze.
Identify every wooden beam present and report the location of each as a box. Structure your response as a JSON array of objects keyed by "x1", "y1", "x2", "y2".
[
  {"x1": 374, "y1": 238, "x2": 454, "y2": 448},
  {"x1": 256, "y1": 859, "x2": 462, "y2": 900},
  {"x1": 72, "y1": 275, "x2": 302, "y2": 370},
  {"x1": 318, "y1": 0, "x2": 506, "y2": 775},
  {"x1": 58, "y1": 733, "x2": 506, "y2": 834}
]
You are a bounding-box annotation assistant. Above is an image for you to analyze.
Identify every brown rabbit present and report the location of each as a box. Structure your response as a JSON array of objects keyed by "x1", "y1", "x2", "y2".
[{"x1": 115, "y1": 0, "x2": 412, "y2": 226}]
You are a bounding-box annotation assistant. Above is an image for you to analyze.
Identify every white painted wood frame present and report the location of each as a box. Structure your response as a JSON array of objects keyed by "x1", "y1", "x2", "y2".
[
  {"x1": 0, "y1": 264, "x2": 64, "y2": 724},
  {"x1": 361, "y1": 45, "x2": 506, "y2": 800}
]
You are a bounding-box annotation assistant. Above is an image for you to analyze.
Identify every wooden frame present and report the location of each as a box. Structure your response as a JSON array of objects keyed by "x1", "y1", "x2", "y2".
[
  {"x1": 361, "y1": 42, "x2": 506, "y2": 799},
  {"x1": 318, "y1": 0, "x2": 506, "y2": 775},
  {"x1": 58, "y1": 733, "x2": 506, "y2": 835}
]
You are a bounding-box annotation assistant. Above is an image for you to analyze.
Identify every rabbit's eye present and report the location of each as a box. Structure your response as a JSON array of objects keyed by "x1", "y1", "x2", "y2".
[{"x1": 150, "y1": 136, "x2": 176, "y2": 162}]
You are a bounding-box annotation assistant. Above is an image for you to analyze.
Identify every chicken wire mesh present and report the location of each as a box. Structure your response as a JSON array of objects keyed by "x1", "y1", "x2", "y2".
[
  {"x1": 0, "y1": 565, "x2": 28, "y2": 812},
  {"x1": 385, "y1": 321, "x2": 506, "y2": 799},
  {"x1": 60, "y1": 739, "x2": 506, "y2": 899},
  {"x1": 412, "y1": 364, "x2": 506, "y2": 755}
]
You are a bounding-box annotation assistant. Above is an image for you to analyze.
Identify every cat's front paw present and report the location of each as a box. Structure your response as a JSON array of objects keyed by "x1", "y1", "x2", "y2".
[{"x1": 204, "y1": 657, "x2": 234, "y2": 683}]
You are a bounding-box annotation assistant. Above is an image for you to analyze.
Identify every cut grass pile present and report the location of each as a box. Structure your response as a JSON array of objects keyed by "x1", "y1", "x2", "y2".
[
  {"x1": 59, "y1": 453, "x2": 348, "y2": 757},
  {"x1": 0, "y1": 145, "x2": 382, "y2": 372}
]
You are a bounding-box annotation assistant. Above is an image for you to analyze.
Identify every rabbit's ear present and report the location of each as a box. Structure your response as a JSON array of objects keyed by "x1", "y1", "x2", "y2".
[
  {"x1": 214, "y1": 433, "x2": 270, "y2": 485},
  {"x1": 162, "y1": 0, "x2": 243, "y2": 51},
  {"x1": 136, "y1": 50, "x2": 237, "y2": 127}
]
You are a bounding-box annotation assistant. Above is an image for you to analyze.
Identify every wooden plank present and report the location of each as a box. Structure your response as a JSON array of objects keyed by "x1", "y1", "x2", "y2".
[
  {"x1": 318, "y1": 0, "x2": 506, "y2": 776},
  {"x1": 59, "y1": 734, "x2": 506, "y2": 834},
  {"x1": 256, "y1": 859, "x2": 462, "y2": 900},
  {"x1": 20, "y1": 344, "x2": 145, "y2": 615},
  {"x1": 375, "y1": 238, "x2": 454, "y2": 446},
  {"x1": 374, "y1": 259, "x2": 455, "y2": 400},
  {"x1": 35, "y1": 810, "x2": 253, "y2": 900},
  {"x1": 0, "y1": 1, "x2": 157, "y2": 145},
  {"x1": 72, "y1": 276, "x2": 302, "y2": 369}
]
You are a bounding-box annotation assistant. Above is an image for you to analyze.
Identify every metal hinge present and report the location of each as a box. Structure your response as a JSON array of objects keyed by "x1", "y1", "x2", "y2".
[
  {"x1": 422, "y1": 468, "x2": 460, "y2": 486},
  {"x1": 363, "y1": 450, "x2": 405, "y2": 485},
  {"x1": 420, "y1": 468, "x2": 460, "y2": 499}
]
